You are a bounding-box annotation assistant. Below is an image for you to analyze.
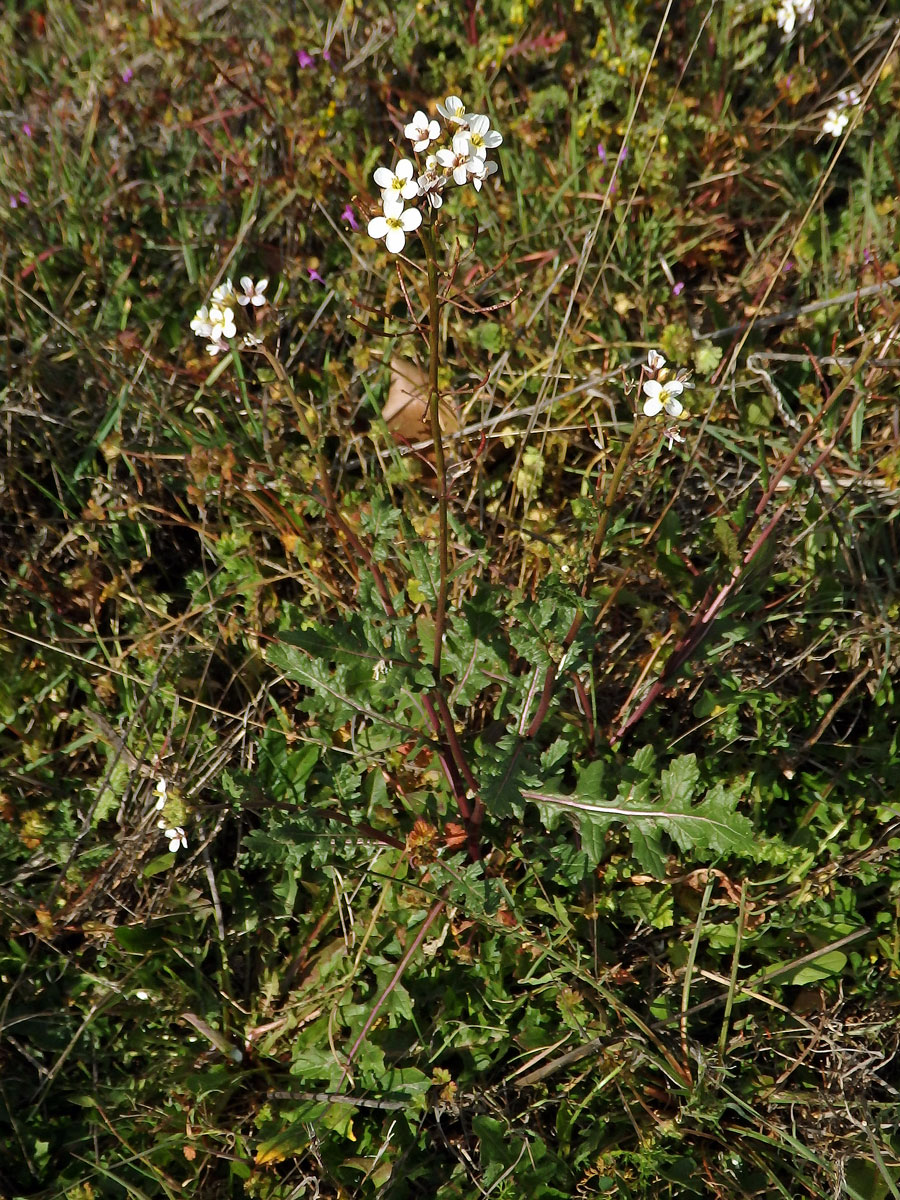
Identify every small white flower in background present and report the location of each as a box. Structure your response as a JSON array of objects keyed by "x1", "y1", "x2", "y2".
[
  {"x1": 642, "y1": 378, "x2": 685, "y2": 418},
  {"x1": 436, "y1": 94, "x2": 469, "y2": 126},
  {"x1": 647, "y1": 349, "x2": 666, "y2": 371},
  {"x1": 837, "y1": 87, "x2": 861, "y2": 108},
  {"x1": 154, "y1": 778, "x2": 167, "y2": 812},
  {"x1": 367, "y1": 198, "x2": 422, "y2": 254},
  {"x1": 373, "y1": 159, "x2": 418, "y2": 204},
  {"x1": 465, "y1": 114, "x2": 503, "y2": 158},
  {"x1": 664, "y1": 426, "x2": 685, "y2": 450},
  {"x1": 237, "y1": 276, "x2": 268, "y2": 307},
  {"x1": 822, "y1": 87, "x2": 861, "y2": 138},
  {"x1": 135, "y1": 990, "x2": 151, "y2": 1001},
  {"x1": 404, "y1": 110, "x2": 441, "y2": 152}
]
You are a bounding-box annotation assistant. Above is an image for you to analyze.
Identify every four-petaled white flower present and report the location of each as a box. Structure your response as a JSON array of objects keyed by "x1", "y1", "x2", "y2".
[
  {"x1": 207, "y1": 302, "x2": 236, "y2": 345},
  {"x1": 367, "y1": 199, "x2": 422, "y2": 254},
  {"x1": 465, "y1": 114, "x2": 503, "y2": 158},
  {"x1": 154, "y1": 778, "x2": 167, "y2": 812},
  {"x1": 647, "y1": 349, "x2": 666, "y2": 371},
  {"x1": 436, "y1": 95, "x2": 468, "y2": 126},
  {"x1": 642, "y1": 378, "x2": 685, "y2": 418},
  {"x1": 436, "y1": 132, "x2": 481, "y2": 186},
  {"x1": 404, "y1": 110, "x2": 441, "y2": 152},
  {"x1": 237, "y1": 276, "x2": 268, "y2": 306},
  {"x1": 163, "y1": 825, "x2": 188, "y2": 853},
  {"x1": 776, "y1": 0, "x2": 814, "y2": 34},
  {"x1": 374, "y1": 159, "x2": 418, "y2": 204},
  {"x1": 471, "y1": 159, "x2": 498, "y2": 192}
]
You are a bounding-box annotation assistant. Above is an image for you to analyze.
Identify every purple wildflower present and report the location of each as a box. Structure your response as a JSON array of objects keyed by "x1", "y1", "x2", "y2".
[
  {"x1": 340, "y1": 204, "x2": 359, "y2": 231},
  {"x1": 618, "y1": 145, "x2": 628, "y2": 163},
  {"x1": 18, "y1": 191, "x2": 28, "y2": 205},
  {"x1": 672, "y1": 281, "x2": 685, "y2": 296},
  {"x1": 122, "y1": 67, "x2": 133, "y2": 83},
  {"x1": 597, "y1": 143, "x2": 606, "y2": 163},
  {"x1": 23, "y1": 123, "x2": 32, "y2": 137},
  {"x1": 308, "y1": 267, "x2": 325, "y2": 284},
  {"x1": 296, "y1": 49, "x2": 315, "y2": 68},
  {"x1": 783, "y1": 261, "x2": 794, "y2": 272}
]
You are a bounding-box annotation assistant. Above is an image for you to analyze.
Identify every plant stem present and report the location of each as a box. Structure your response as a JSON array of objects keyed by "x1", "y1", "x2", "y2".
[
  {"x1": 420, "y1": 223, "x2": 450, "y2": 682},
  {"x1": 525, "y1": 419, "x2": 642, "y2": 739}
]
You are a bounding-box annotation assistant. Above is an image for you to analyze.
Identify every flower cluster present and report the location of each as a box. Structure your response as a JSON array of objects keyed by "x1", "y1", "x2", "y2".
[
  {"x1": 190, "y1": 275, "x2": 268, "y2": 355},
  {"x1": 154, "y1": 778, "x2": 187, "y2": 853},
  {"x1": 641, "y1": 350, "x2": 692, "y2": 448},
  {"x1": 367, "y1": 94, "x2": 502, "y2": 255},
  {"x1": 822, "y1": 87, "x2": 861, "y2": 138},
  {"x1": 775, "y1": 0, "x2": 814, "y2": 35}
]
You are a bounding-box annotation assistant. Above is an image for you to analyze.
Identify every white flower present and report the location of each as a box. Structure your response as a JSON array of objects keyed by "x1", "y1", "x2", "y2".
[
  {"x1": 417, "y1": 168, "x2": 447, "y2": 209},
  {"x1": 775, "y1": 1, "x2": 797, "y2": 33},
  {"x1": 436, "y1": 94, "x2": 468, "y2": 127},
  {"x1": 163, "y1": 826, "x2": 188, "y2": 853},
  {"x1": 367, "y1": 198, "x2": 422, "y2": 255},
  {"x1": 154, "y1": 778, "x2": 167, "y2": 812},
  {"x1": 647, "y1": 349, "x2": 666, "y2": 371},
  {"x1": 237, "y1": 276, "x2": 268, "y2": 306},
  {"x1": 190, "y1": 306, "x2": 214, "y2": 339},
  {"x1": 436, "y1": 132, "x2": 480, "y2": 186},
  {"x1": 471, "y1": 159, "x2": 498, "y2": 192},
  {"x1": 404, "y1": 110, "x2": 441, "y2": 152},
  {"x1": 373, "y1": 159, "x2": 418, "y2": 204},
  {"x1": 837, "y1": 87, "x2": 861, "y2": 108},
  {"x1": 642, "y1": 378, "x2": 684, "y2": 418},
  {"x1": 211, "y1": 279, "x2": 235, "y2": 307},
  {"x1": 776, "y1": 0, "x2": 813, "y2": 34},
  {"x1": 822, "y1": 108, "x2": 849, "y2": 138},
  {"x1": 209, "y1": 304, "x2": 236, "y2": 342},
  {"x1": 464, "y1": 114, "x2": 502, "y2": 158}
]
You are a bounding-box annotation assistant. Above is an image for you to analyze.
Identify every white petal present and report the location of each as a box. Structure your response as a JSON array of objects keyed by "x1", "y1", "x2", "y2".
[
  {"x1": 396, "y1": 159, "x2": 414, "y2": 181},
  {"x1": 384, "y1": 226, "x2": 406, "y2": 254},
  {"x1": 665, "y1": 397, "x2": 684, "y2": 418},
  {"x1": 239, "y1": 275, "x2": 253, "y2": 292},
  {"x1": 435, "y1": 149, "x2": 454, "y2": 167},
  {"x1": 400, "y1": 179, "x2": 418, "y2": 199},
  {"x1": 373, "y1": 166, "x2": 394, "y2": 188},
  {"x1": 642, "y1": 379, "x2": 662, "y2": 400},
  {"x1": 643, "y1": 397, "x2": 663, "y2": 416},
  {"x1": 400, "y1": 206, "x2": 422, "y2": 232},
  {"x1": 664, "y1": 380, "x2": 685, "y2": 397},
  {"x1": 483, "y1": 131, "x2": 503, "y2": 149},
  {"x1": 647, "y1": 349, "x2": 666, "y2": 370},
  {"x1": 382, "y1": 198, "x2": 404, "y2": 217},
  {"x1": 368, "y1": 215, "x2": 389, "y2": 238},
  {"x1": 467, "y1": 114, "x2": 489, "y2": 136},
  {"x1": 427, "y1": 119, "x2": 440, "y2": 139}
]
